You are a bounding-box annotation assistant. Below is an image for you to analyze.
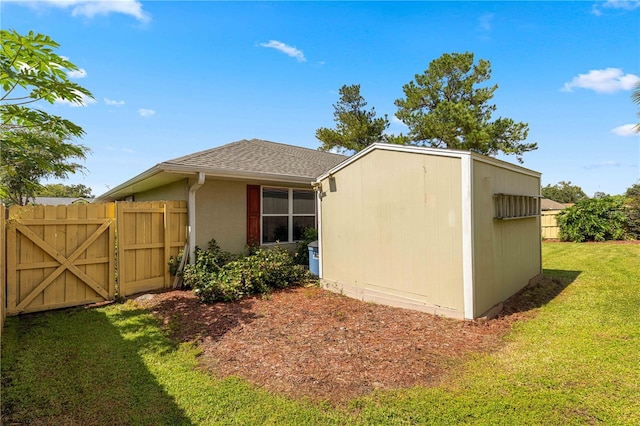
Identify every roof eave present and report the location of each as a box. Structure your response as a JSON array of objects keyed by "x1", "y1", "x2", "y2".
[{"x1": 96, "y1": 164, "x2": 317, "y2": 201}]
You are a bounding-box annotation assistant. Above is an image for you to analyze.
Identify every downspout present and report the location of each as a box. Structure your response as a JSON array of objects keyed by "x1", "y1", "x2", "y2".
[
  {"x1": 312, "y1": 181, "x2": 323, "y2": 278},
  {"x1": 188, "y1": 172, "x2": 205, "y2": 264}
]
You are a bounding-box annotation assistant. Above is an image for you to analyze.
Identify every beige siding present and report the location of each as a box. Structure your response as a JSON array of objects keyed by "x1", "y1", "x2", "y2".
[
  {"x1": 320, "y1": 149, "x2": 465, "y2": 316},
  {"x1": 135, "y1": 180, "x2": 188, "y2": 201},
  {"x1": 194, "y1": 178, "x2": 311, "y2": 254},
  {"x1": 472, "y1": 159, "x2": 542, "y2": 316}
]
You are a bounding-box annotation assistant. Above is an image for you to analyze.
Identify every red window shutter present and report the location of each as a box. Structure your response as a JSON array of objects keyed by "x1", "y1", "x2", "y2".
[{"x1": 247, "y1": 185, "x2": 260, "y2": 247}]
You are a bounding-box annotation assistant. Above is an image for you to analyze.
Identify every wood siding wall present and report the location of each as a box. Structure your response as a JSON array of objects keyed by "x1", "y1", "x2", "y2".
[
  {"x1": 3, "y1": 201, "x2": 188, "y2": 316},
  {"x1": 472, "y1": 159, "x2": 542, "y2": 317},
  {"x1": 319, "y1": 149, "x2": 465, "y2": 317}
]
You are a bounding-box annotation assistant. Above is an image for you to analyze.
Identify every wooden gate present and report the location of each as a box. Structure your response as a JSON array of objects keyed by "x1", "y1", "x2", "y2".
[
  {"x1": 3, "y1": 201, "x2": 188, "y2": 315},
  {"x1": 116, "y1": 201, "x2": 188, "y2": 296},
  {"x1": 6, "y1": 203, "x2": 116, "y2": 315}
]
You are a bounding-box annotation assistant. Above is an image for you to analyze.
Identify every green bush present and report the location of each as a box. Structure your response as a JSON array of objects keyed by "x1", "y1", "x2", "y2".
[
  {"x1": 187, "y1": 241, "x2": 313, "y2": 303},
  {"x1": 181, "y1": 239, "x2": 236, "y2": 290},
  {"x1": 557, "y1": 196, "x2": 630, "y2": 242},
  {"x1": 294, "y1": 227, "x2": 318, "y2": 266}
]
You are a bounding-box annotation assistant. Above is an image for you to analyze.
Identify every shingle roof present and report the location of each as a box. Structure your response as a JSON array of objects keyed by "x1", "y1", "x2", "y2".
[
  {"x1": 162, "y1": 139, "x2": 347, "y2": 179},
  {"x1": 541, "y1": 198, "x2": 569, "y2": 210}
]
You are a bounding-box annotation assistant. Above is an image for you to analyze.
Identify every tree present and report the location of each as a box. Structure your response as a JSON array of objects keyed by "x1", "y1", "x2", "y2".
[
  {"x1": 1, "y1": 29, "x2": 94, "y2": 138},
  {"x1": 1, "y1": 29, "x2": 93, "y2": 205},
  {"x1": 541, "y1": 181, "x2": 588, "y2": 204},
  {"x1": 316, "y1": 84, "x2": 396, "y2": 153},
  {"x1": 1, "y1": 130, "x2": 89, "y2": 206},
  {"x1": 36, "y1": 183, "x2": 94, "y2": 198},
  {"x1": 624, "y1": 180, "x2": 640, "y2": 239},
  {"x1": 625, "y1": 181, "x2": 640, "y2": 198},
  {"x1": 394, "y1": 52, "x2": 536, "y2": 163}
]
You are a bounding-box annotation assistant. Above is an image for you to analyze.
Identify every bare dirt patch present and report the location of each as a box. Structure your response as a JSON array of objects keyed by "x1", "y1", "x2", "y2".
[{"x1": 138, "y1": 277, "x2": 565, "y2": 404}]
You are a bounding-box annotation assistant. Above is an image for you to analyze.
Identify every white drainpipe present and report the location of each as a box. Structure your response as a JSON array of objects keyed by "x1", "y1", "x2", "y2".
[{"x1": 188, "y1": 172, "x2": 205, "y2": 264}]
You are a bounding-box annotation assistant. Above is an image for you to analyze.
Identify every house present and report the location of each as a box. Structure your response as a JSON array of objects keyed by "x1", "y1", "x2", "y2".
[
  {"x1": 96, "y1": 139, "x2": 347, "y2": 257},
  {"x1": 31, "y1": 197, "x2": 95, "y2": 205},
  {"x1": 541, "y1": 198, "x2": 569, "y2": 211},
  {"x1": 315, "y1": 143, "x2": 542, "y2": 320}
]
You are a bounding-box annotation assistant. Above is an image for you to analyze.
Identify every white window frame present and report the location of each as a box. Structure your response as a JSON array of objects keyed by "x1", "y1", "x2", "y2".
[{"x1": 261, "y1": 186, "x2": 316, "y2": 244}]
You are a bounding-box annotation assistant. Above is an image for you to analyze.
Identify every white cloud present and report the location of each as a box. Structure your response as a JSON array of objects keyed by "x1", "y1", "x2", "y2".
[
  {"x1": 611, "y1": 123, "x2": 639, "y2": 136},
  {"x1": 138, "y1": 108, "x2": 156, "y2": 118},
  {"x1": 55, "y1": 90, "x2": 96, "y2": 107},
  {"x1": 478, "y1": 13, "x2": 494, "y2": 31},
  {"x1": 104, "y1": 98, "x2": 125, "y2": 106},
  {"x1": 259, "y1": 40, "x2": 306, "y2": 62},
  {"x1": 585, "y1": 160, "x2": 621, "y2": 169},
  {"x1": 67, "y1": 68, "x2": 87, "y2": 78},
  {"x1": 391, "y1": 116, "x2": 407, "y2": 127},
  {"x1": 561, "y1": 68, "x2": 640, "y2": 93},
  {"x1": 593, "y1": 0, "x2": 640, "y2": 15},
  {"x1": 7, "y1": 0, "x2": 150, "y2": 23},
  {"x1": 122, "y1": 147, "x2": 135, "y2": 153}
]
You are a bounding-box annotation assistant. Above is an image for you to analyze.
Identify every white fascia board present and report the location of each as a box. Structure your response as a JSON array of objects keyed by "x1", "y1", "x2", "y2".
[
  {"x1": 315, "y1": 144, "x2": 378, "y2": 182},
  {"x1": 97, "y1": 165, "x2": 315, "y2": 202},
  {"x1": 160, "y1": 164, "x2": 314, "y2": 185},
  {"x1": 461, "y1": 154, "x2": 475, "y2": 320},
  {"x1": 470, "y1": 153, "x2": 541, "y2": 178},
  {"x1": 315, "y1": 143, "x2": 541, "y2": 183},
  {"x1": 316, "y1": 143, "x2": 473, "y2": 183},
  {"x1": 95, "y1": 165, "x2": 164, "y2": 200}
]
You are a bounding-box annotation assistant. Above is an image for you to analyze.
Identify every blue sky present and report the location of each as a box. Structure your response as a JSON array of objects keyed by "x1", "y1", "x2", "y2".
[{"x1": 3, "y1": 0, "x2": 639, "y2": 197}]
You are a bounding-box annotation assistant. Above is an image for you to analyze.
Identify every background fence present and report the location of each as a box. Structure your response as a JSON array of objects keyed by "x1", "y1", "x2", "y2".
[
  {"x1": 1, "y1": 204, "x2": 5, "y2": 331},
  {"x1": 2, "y1": 201, "x2": 187, "y2": 316},
  {"x1": 541, "y1": 210, "x2": 561, "y2": 239}
]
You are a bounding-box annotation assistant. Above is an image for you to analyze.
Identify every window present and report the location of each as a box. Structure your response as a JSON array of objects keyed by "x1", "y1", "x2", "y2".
[
  {"x1": 494, "y1": 194, "x2": 540, "y2": 220},
  {"x1": 262, "y1": 187, "x2": 316, "y2": 243}
]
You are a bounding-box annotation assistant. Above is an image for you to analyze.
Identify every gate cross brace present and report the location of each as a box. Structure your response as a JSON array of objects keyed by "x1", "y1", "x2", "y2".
[{"x1": 14, "y1": 220, "x2": 112, "y2": 311}]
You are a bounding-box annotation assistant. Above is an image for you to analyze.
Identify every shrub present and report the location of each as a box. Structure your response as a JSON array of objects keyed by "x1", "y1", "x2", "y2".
[
  {"x1": 188, "y1": 241, "x2": 313, "y2": 303},
  {"x1": 557, "y1": 196, "x2": 630, "y2": 242},
  {"x1": 294, "y1": 227, "x2": 318, "y2": 266},
  {"x1": 181, "y1": 239, "x2": 236, "y2": 290}
]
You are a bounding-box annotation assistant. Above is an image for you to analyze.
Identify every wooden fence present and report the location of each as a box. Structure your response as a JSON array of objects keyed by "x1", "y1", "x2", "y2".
[
  {"x1": 541, "y1": 210, "x2": 561, "y2": 239},
  {"x1": 1, "y1": 204, "x2": 5, "y2": 331},
  {"x1": 3, "y1": 201, "x2": 187, "y2": 316},
  {"x1": 117, "y1": 201, "x2": 188, "y2": 297}
]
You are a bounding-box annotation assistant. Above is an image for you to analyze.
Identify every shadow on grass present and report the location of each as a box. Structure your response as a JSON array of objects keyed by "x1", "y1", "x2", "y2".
[
  {"x1": 1, "y1": 305, "x2": 194, "y2": 425},
  {"x1": 499, "y1": 269, "x2": 581, "y2": 317},
  {"x1": 144, "y1": 290, "x2": 263, "y2": 344}
]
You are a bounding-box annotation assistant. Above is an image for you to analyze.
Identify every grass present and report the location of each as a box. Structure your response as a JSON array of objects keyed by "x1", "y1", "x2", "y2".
[{"x1": 2, "y1": 242, "x2": 639, "y2": 425}]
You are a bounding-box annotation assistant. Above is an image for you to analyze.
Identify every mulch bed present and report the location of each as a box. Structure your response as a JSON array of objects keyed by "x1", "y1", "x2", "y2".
[{"x1": 136, "y1": 277, "x2": 561, "y2": 404}]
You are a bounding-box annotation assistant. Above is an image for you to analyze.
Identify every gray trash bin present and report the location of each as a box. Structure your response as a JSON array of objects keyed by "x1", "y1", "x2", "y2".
[{"x1": 308, "y1": 240, "x2": 319, "y2": 276}]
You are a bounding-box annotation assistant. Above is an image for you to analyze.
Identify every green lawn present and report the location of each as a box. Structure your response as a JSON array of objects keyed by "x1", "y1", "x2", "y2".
[{"x1": 2, "y1": 242, "x2": 639, "y2": 425}]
